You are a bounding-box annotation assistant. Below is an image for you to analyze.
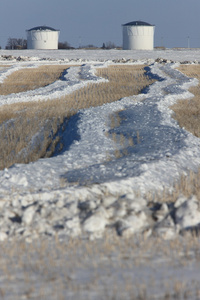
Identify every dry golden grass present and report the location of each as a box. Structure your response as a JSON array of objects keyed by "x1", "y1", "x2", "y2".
[
  {"x1": 96, "y1": 65, "x2": 152, "y2": 102},
  {"x1": 171, "y1": 65, "x2": 200, "y2": 137},
  {"x1": 148, "y1": 168, "x2": 200, "y2": 205},
  {"x1": 0, "y1": 64, "x2": 155, "y2": 169},
  {"x1": 0, "y1": 65, "x2": 11, "y2": 68},
  {"x1": 151, "y1": 65, "x2": 200, "y2": 204},
  {"x1": 0, "y1": 102, "x2": 67, "y2": 168},
  {"x1": 0, "y1": 65, "x2": 72, "y2": 95}
]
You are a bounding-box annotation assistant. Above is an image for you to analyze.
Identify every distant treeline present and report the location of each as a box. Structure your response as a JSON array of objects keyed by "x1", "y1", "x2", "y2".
[{"x1": 4, "y1": 38, "x2": 120, "y2": 50}]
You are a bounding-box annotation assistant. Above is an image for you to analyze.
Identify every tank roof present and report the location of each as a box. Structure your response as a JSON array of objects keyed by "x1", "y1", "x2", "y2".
[
  {"x1": 27, "y1": 26, "x2": 59, "y2": 32},
  {"x1": 122, "y1": 21, "x2": 154, "y2": 26}
]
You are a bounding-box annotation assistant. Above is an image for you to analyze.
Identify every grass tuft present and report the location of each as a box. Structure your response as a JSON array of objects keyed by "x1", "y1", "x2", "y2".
[{"x1": 171, "y1": 65, "x2": 200, "y2": 137}]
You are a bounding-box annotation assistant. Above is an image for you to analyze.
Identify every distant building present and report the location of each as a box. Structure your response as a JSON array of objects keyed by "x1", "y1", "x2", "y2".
[
  {"x1": 122, "y1": 21, "x2": 155, "y2": 50},
  {"x1": 26, "y1": 26, "x2": 60, "y2": 50}
]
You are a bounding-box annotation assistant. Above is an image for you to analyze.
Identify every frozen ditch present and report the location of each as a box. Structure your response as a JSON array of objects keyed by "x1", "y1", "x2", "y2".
[{"x1": 0, "y1": 61, "x2": 200, "y2": 241}]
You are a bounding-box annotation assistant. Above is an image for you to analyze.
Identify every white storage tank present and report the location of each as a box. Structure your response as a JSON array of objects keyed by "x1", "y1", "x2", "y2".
[
  {"x1": 26, "y1": 26, "x2": 60, "y2": 50},
  {"x1": 122, "y1": 21, "x2": 155, "y2": 50}
]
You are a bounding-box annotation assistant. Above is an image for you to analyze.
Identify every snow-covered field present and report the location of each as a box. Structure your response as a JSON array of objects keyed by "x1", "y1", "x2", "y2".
[
  {"x1": 0, "y1": 49, "x2": 200, "y2": 240},
  {"x1": 0, "y1": 48, "x2": 200, "y2": 299},
  {"x1": 1, "y1": 48, "x2": 200, "y2": 63}
]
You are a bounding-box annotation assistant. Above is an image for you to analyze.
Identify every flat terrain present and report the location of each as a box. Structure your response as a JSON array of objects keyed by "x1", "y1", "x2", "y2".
[{"x1": 0, "y1": 50, "x2": 200, "y2": 299}]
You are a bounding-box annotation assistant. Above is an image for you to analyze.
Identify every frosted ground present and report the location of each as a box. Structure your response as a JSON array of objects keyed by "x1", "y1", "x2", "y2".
[{"x1": 0, "y1": 49, "x2": 200, "y2": 299}]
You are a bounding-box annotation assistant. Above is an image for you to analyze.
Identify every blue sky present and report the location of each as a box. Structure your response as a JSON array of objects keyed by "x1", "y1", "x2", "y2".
[{"x1": 0, "y1": 0, "x2": 200, "y2": 49}]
